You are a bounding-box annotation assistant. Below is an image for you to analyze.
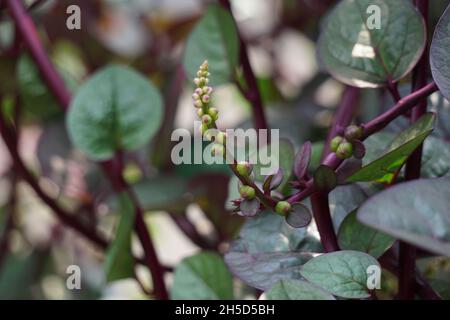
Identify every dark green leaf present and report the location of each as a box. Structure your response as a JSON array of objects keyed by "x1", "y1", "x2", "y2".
[
  {"x1": 171, "y1": 252, "x2": 234, "y2": 300},
  {"x1": 431, "y1": 4, "x2": 450, "y2": 100},
  {"x1": 67, "y1": 64, "x2": 163, "y2": 160},
  {"x1": 357, "y1": 178, "x2": 450, "y2": 257},
  {"x1": 225, "y1": 211, "x2": 316, "y2": 290},
  {"x1": 183, "y1": 4, "x2": 239, "y2": 86},
  {"x1": 318, "y1": 0, "x2": 426, "y2": 87},
  {"x1": 348, "y1": 113, "x2": 435, "y2": 183},
  {"x1": 338, "y1": 210, "x2": 394, "y2": 258},
  {"x1": 300, "y1": 250, "x2": 380, "y2": 299},
  {"x1": 265, "y1": 279, "x2": 335, "y2": 300},
  {"x1": 104, "y1": 192, "x2": 136, "y2": 282},
  {"x1": 314, "y1": 165, "x2": 337, "y2": 190}
]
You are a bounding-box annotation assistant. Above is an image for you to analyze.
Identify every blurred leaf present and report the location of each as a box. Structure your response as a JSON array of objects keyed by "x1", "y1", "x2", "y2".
[
  {"x1": 431, "y1": 4, "x2": 450, "y2": 101},
  {"x1": 171, "y1": 252, "x2": 233, "y2": 300},
  {"x1": 240, "y1": 198, "x2": 260, "y2": 217},
  {"x1": 17, "y1": 55, "x2": 78, "y2": 119},
  {"x1": 104, "y1": 192, "x2": 136, "y2": 282},
  {"x1": 263, "y1": 168, "x2": 284, "y2": 192},
  {"x1": 67, "y1": 64, "x2": 163, "y2": 160},
  {"x1": 313, "y1": 165, "x2": 337, "y2": 190},
  {"x1": 265, "y1": 279, "x2": 335, "y2": 300},
  {"x1": 183, "y1": 3, "x2": 239, "y2": 86},
  {"x1": 338, "y1": 210, "x2": 394, "y2": 258},
  {"x1": 318, "y1": 0, "x2": 425, "y2": 87},
  {"x1": 348, "y1": 113, "x2": 435, "y2": 183},
  {"x1": 0, "y1": 251, "x2": 47, "y2": 299},
  {"x1": 358, "y1": 177, "x2": 450, "y2": 257},
  {"x1": 225, "y1": 211, "x2": 316, "y2": 290},
  {"x1": 300, "y1": 250, "x2": 380, "y2": 299}
]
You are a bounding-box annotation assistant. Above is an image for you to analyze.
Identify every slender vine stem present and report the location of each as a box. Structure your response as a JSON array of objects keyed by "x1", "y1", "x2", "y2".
[
  {"x1": 5, "y1": 0, "x2": 168, "y2": 300},
  {"x1": 218, "y1": 0, "x2": 269, "y2": 131},
  {"x1": 310, "y1": 192, "x2": 339, "y2": 252},
  {"x1": 397, "y1": 0, "x2": 430, "y2": 300}
]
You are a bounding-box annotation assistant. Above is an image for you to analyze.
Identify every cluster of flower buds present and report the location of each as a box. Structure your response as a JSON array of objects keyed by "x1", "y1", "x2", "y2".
[
  {"x1": 236, "y1": 161, "x2": 255, "y2": 200},
  {"x1": 192, "y1": 60, "x2": 227, "y2": 157},
  {"x1": 330, "y1": 125, "x2": 364, "y2": 159}
]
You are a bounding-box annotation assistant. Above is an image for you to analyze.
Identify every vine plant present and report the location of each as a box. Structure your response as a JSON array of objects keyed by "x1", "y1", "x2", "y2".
[{"x1": 1, "y1": 0, "x2": 450, "y2": 301}]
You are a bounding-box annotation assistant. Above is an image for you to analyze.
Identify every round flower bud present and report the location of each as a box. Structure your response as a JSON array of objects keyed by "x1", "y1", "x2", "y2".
[
  {"x1": 192, "y1": 93, "x2": 199, "y2": 100},
  {"x1": 336, "y1": 141, "x2": 353, "y2": 159},
  {"x1": 202, "y1": 95, "x2": 210, "y2": 104},
  {"x1": 202, "y1": 114, "x2": 212, "y2": 125},
  {"x1": 195, "y1": 88, "x2": 203, "y2": 95},
  {"x1": 194, "y1": 78, "x2": 201, "y2": 86},
  {"x1": 344, "y1": 125, "x2": 364, "y2": 141},
  {"x1": 216, "y1": 131, "x2": 227, "y2": 145},
  {"x1": 197, "y1": 109, "x2": 204, "y2": 117},
  {"x1": 275, "y1": 201, "x2": 291, "y2": 216},
  {"x1": 239, "y1": 185, "x2": 255, "y2": 200},
  {"x1": 194, "y1": 100, "x2": 203, "y2": 108},
  {"x1": 208, "y1": 108, "x2": 219, "y2": 120},
  {"x1": 330, "y1": 136, "x2": 343, "y2": 152},
  {"x1": 236, "y1": 161, "x2": 253, "y2": 177}
]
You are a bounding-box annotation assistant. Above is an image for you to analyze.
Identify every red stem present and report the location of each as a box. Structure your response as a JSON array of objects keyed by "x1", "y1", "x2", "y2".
[
  {"x1": 398, "y1": 0, "x2": 430, "y2": 300},
  {"x1": 310, "y1": 192, "x2": 339, "y2": 252},
  {"x1": 218, "y1": 0, "x2": 269, "y2": 131}
]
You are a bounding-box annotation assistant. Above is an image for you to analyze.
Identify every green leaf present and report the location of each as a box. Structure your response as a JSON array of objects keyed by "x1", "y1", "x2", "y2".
[
  {"x1": 318, "y1": 0, "x2": 426, "y2": 87},
  {"x1": 338, "y1": 210, "x2": 394, "y2": 258},
  {"x1": 67, "y1": 64, "x2": 163, "y2": 160},
  {"x1": 18, "y1": 55, "x2": 78, "y2": 118},
  {"x1": 104, "y1": 192, "x2": 136, "y2": 282},
  {"x1": 252, "y1": 138, "x2": 295, "y2": 189},
  {"x1": 348, "y1": 113, "x2": 435, "y2": 183},
  {"x1": 314, "y1": 165, "x2": 337, "y2": 191},
  {"x1": 183, "y1": 3, "x2": 239, "y2": 86},
  {"x1": 300, "y1": 250, "x2": 380, "y2": 299},
  {"x1": 431, "y1": 4, "x2": 450, "y2": 101},
  {"x1": 225, "y1": 211, "x2": 318, "y2": 290},
  {"x1": 171, "y1": 252, "x2": 233, "y2": 300},
  {"x1": 265, "y1": 279, "x2": 335, "y2": 300},
  {"x1": 357, "y1": 178, "x2": 450, "y2": 257}
]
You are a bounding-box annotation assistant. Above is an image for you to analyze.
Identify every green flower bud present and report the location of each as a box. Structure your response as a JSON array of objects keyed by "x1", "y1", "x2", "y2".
[
  {"x1": 236, "y1": 161, "x2": 253, "y2": 177},
  {"x1": 202, "y1": 114, "x2": 212, "y2": 125},
  {"x1": 194, "y1": 100, "x2": 203, "y2": 108},
  {"x1": 197, "y1": 109, "x2": 204, "y2": 117},
  {"x1": 239, "y1": 185, "x2": 255, "y2": 200},
  {"x1": 330, "y1": 136, "x2": 343, "y2": 152},
  {"x1": 208, "y1": 108, "x2": 219, "y2": 120},
  {"x1": 336, "y1": 140, "x2": 353, "y2": 159},
  {"x1": 216, "y1": 131, "x2": 227, "y2": 145},
  {"x1": 344, "y1": 125, "x2": 364, "y2": 141},
  {"x1": 275, "y1": 201, "x2": 291, "y2": 216}
]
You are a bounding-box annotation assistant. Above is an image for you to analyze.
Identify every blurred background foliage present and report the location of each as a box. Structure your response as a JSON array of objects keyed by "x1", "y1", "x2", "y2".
[{"x1": 0, "y1": 0, "x2": 449, "y2": 299}]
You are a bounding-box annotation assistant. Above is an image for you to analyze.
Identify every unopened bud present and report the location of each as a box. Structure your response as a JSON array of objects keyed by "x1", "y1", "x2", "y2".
[
  {"x1": 239, "y1": 185, "x2": 255, "y2": 200},
  {"x1": 208, "y1": 108, "x2": 219, "y2": 120},
  {"x1": 202, "y1": 114, "x2": 212, "y2": 125},
  {"x1": 336, "y1": 141, "x2": 353, "y2": 159},
  {"x1": 236, "y1": 161, "x2": 253, "y2": 177},
  {"x1": 202, "y1": 95, "x2": 210, "y2": 104},
  {"x1": 275, "y1": 201, "x2": 291, "y2": 216},
  {"x1": 216, "y1": 131, "x2": 227, "y2": 145},
  {"x1": 344, "y1": 125, "x2": 364, "y2": 141},
  {"x1": 330, "y1": 136, "x2": 343, "y2": 152}
]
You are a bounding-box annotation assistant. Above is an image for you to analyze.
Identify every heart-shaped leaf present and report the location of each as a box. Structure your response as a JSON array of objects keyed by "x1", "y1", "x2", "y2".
[
  {"x1": 348, "y1": 113, "x2": 435, "y2": 183},
  {"x1": 358, "y1": 178, "x2": 450, "y2": 257},
  {"x1": 225, "y1": 211, "x2": 318, "y2": 290},
  {"x1": 431, "y1": 4, "x2": 450, "y2": 101},
  {"x1": 338, "y1": 210, "x2": 394, "y2": 258},
  {"x1": 264, "y1": 279, "x2": 335, "y2": 300},
  {"x1": 183, "y1": 3, "x2": 239, "y2": 86},
  {"x1": 67, "y1": 64, "x2": 163, "y2": 160},
  {"x1": 318, "y1": 0, "x2": 426, "y2": 87},
  {"x1": 171, "y1": 252, "x2": 234, "y2": 300},
  {"x1": 104, "y1": 192, "x2": 136, "y2": 282},
  {"x1": 300, "y1": 250, "x2": 380, "y2": 299}
]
